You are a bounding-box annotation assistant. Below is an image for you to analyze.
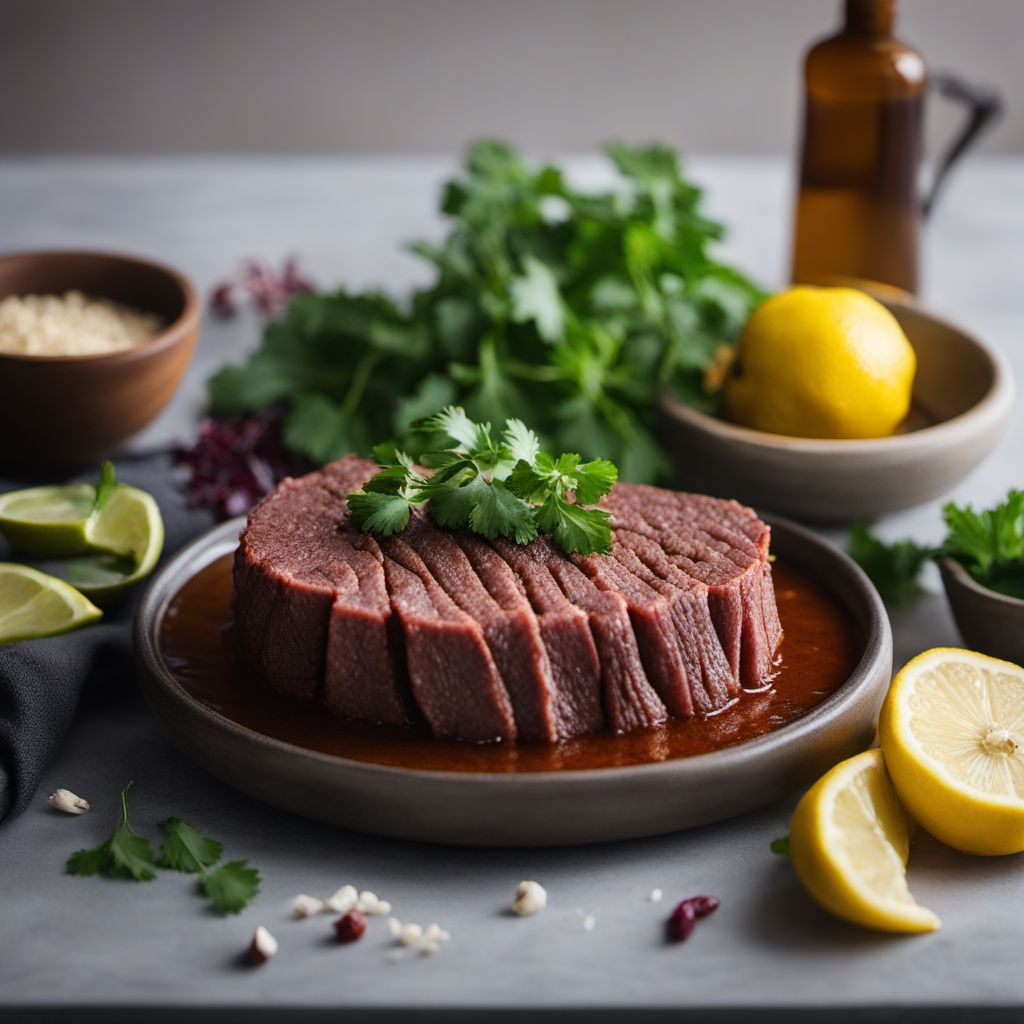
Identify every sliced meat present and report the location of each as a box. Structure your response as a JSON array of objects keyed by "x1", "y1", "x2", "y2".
[
  {"x1": 382, "y1": 549, "x2": 516, "y2": 743},
  {"x1": 489, "y1": 537, "x2": 605, "y2": 738}
]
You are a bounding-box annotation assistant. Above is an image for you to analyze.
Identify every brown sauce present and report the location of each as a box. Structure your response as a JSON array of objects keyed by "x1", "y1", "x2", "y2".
[{"x1": 161, "y1": 556, "x2": 860, "y2": 772}]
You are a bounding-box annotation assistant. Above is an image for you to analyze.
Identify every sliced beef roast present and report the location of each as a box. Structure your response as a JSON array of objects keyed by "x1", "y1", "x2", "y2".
[{"x1": 234, "y1": 458, "x2": 783, "y2": 743}]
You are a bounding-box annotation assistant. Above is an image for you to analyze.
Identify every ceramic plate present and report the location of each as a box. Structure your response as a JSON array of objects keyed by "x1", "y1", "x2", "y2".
[{"x1": 135, "y1": 516, "x2": 891, "y2": 847}]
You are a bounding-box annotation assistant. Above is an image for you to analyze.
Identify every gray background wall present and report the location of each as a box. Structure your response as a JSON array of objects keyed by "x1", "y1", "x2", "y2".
[{"x1": 1, "y1": 0, "x2": 1020, "y2": 154}]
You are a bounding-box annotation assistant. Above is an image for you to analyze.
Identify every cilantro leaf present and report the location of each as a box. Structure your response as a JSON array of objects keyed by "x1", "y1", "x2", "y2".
[
  {"x1": 536, "y1": 493, "x2": 613, "y2": 556},
  {"x1": 502, "y1": 418, "x2": 540, "y2": 465},
  {"x1": 415, "y1": 405, "x2": 481, "y2": 449},
  {"x1": 159, "y1": 817, "x2": 224, "y2": 874},
  {"x1": 92, "y1": 461, "x2": 117, "y2": 514},
  {"x1": 201, "y1": 860, "x2": 261, "y2": 915},
  {"x1": 572, "y1": 458, "x2": 618, "y2": 505},
  {"x1": 847, "y1": 523, "x2": 935, "y2": 609},
  {"x1": 347, "y1": 490, "x2": 414, "y2": 536},
  {"x1": 770, "y1": 835, "x2": 791, "y2": 857},
  {"x1": 510, "y1": 256, "x2": 564, "y2": 343},
  {"x1": 468, "y1": 481, "x2": 538, "y2": 544},
  {"x1": 66, "y1": 783, "x2": 160, "y2": 883}
]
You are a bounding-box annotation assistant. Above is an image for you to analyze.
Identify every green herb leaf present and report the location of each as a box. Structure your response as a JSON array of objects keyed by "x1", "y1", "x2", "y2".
[
  {"x1": 201, "y1": 860, "x2": 261, "y2": 915},
  {"x1": 347, "y1": 490, "x2": 415, "y2": 537},
  {"x1": 847, "y1": 523, "x2": 935, "y2": 609},
  {"x1": 159, "y1": 817, "x2": 224, "y2": 874},
  {"x1": 92, "y1": 461, "x2": 117, "y2": 514},
  {"x1": 66, "y1": 782, "x2": 160, "y2": 882},
  {"x1": 942, "y1": 491, "x2": 1024, "y2": 597},
  {"x1": 770, "y1": 835, "x2": 791, "y2": 856},
  {"x1": 536, "y1": 493, "x2": 613, "y2": 556},
  {"x1": 510, "y1": 256, "x2": 565, "y2": 343}
]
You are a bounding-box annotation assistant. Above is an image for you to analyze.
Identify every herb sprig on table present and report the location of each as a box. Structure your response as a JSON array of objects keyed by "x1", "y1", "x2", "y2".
[
  {"x1": 67, "y1": 783, "x2": 260, "y2": 914},
  {"x1": 848, "y1": 490, "x2": 1024, "y2": 607},
  {"x1": 202, "y1": 141, "x2": 762, "y2": 504},
  {"x1": 348, "y1": 407, "x2": 617, "y2": 555}
]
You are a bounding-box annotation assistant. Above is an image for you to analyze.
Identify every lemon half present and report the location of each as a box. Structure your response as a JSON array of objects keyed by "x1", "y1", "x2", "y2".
[
  {"x1": 880, "y1": 647, "x2": 1024, "y2": 856},
  {"x1": 789, "y1": 748, "x2": 940, "y2": 933}
]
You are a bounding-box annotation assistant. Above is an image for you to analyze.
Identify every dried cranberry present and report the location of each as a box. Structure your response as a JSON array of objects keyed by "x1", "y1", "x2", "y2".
[
  {"x1": 667, "y1": 900, "x2": 696, "y2": 941},
  {"x1": 667, "y1": 896, "x2": 719, "y2": 942},
  {"x1": 334, "y1": 910, "x2": 366, "y2": 943}
]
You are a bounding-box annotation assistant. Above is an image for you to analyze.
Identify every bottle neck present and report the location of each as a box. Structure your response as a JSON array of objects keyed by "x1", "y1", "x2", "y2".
[{"x1": 844, "y1": 0, "x2": 897, "y2": 37}]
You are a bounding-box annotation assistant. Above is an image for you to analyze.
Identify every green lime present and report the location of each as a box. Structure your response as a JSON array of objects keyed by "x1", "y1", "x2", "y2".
[
  {"x1": 0, "y1": 484, "x2": 96, "y2": 557},
  {"x1": 77, "y1": 484, "x2": 164, "y2": 600},
  {"x1": 0, "y1": 563, "x2": 103, "y2": 644}
]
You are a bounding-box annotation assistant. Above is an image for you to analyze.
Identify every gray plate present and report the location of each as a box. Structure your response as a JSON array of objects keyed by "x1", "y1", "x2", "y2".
[{"x1": 134, "y1": 516, "x2": 891, "y2": 847}]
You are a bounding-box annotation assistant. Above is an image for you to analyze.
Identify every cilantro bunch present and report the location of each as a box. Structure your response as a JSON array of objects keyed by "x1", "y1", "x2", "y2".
[
  {"x1": 207, "y1": 141, "x2": 763, "y2": 489},
  {"x1": 348, "y1": 407, "x2": 617, "y2": 555},
  {"x1": 848, "y1": 490, "x2": 1024, "y2": 608}
]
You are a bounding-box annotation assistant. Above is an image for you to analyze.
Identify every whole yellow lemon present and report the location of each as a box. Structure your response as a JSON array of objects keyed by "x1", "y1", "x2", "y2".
[{"x1": 720, "y1": 286, "x2": 916, "y2": 439}]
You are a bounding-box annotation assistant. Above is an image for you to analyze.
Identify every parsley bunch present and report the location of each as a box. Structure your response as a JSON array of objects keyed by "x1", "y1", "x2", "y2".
[
  {"x1": 67, "y1": 783, "x2": 260, "y2": 915},
  {"x1": 207, "y1": 141, "x2": 762, "y2": 488},
  {"x1": 348, "y1": 407, "x2": 617, "y2": 555}
]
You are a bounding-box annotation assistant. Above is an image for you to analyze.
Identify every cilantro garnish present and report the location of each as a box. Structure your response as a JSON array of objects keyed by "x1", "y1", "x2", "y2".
[
  {"x1": 348, "y1": 408, "x2": 617, "y2": 555},
  {"x1": 66, "y1": 782, "x2": 159, "y2": 882},
  {"x1": 91, "y1": 461, "x2": 117, "y2": 515},
  {"x1": 66, "y1": 786, "x2": 260, "y2": 915}
]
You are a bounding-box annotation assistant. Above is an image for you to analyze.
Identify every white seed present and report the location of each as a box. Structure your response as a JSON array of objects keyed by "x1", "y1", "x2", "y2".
[
  {"x1": 292, "y1": 894, "x2": 324, "y2": 918},
  {"x1": 423, "y1": 923, "x2": 444, "y2": 942},
  {"x1": 387, "y1": 917, "x2": 403, "y2": 937},
  {"x1": 420, "y1": 938, "x2": 440, "y2": 956},
  {"x1": 511, "y1": 880, "x2": 547, "y2": 916},
  {"x1": 246, "y1": 926, "x2": 278, "y2": 965},
  {"x1": 582, "y1": 915, "x2": 596, "y2": 931},
  {"x1": 399, "y1": 923, "x2": 423, "y2": 947},
  {"x1": 649, "y1": 888, "x2": 664, "y2": 903},
  {"x1": 356, "y1": 890, "x2": 380, "y2": 912},
  {"x1": 48, "y1": 789, "x2": 90, "y2": 814},
  {"x1": 324, "y1": 885, "x2": 358, "y2": 913},
  {"x1": 367, "y1": 899, "x2": 391, "y2": 917}
]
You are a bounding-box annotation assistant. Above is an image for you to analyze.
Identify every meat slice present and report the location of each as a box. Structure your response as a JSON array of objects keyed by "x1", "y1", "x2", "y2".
[
  {"x1": 525, "y1": 539, "x2": 667, "y2": 734},
  {"x1": 234, "y1": 458, "x2": 375, "y2": 699},
  {"x1": 386, "y1": 522, "x2": 558, "y2": 742},
  {"x1": 382, "y1": 537, "x2": 517, "y2": 743},
  {"x1": 488, "y1": 538, "x2": 605, "y2": 738}
]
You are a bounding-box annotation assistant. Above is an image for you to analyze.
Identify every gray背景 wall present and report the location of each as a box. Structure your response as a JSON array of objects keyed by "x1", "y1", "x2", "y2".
[{"x1": 0, "y1": 0, "x2": 1019, "y2": 154}]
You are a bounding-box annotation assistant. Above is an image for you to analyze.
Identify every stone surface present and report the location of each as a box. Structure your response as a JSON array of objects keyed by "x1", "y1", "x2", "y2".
[{"x1": 1, "y1": 155, "x2": 1023, "y2": 1019}]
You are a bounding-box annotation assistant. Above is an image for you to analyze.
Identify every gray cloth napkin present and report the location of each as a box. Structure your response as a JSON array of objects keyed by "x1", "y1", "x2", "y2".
[{"x1": 0, "y1": 452, "x2": 212, "y2": 822}]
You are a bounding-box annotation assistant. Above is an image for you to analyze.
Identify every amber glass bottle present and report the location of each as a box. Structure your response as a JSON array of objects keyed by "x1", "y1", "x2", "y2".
[{"x1": 791, "y1": 0, "x2": 926, "y2": 296}]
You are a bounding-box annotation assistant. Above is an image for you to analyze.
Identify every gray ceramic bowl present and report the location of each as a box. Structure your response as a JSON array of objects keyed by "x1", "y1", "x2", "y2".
[
  {"x1": 659, "y1": 300, "x2": 1014, "y2": 524},
  {"x1": 135, "y1": 516, "x2": 892, "y2": 847},
  {"x1": 939, "y1": 557, "x2": 1024, "y2": 667}
]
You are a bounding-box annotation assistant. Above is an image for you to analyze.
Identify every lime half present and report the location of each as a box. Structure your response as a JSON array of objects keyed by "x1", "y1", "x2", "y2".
[
  {"x1": 0, "y1": 485, "x2": 96, "y2": 557},
  {"x1": 0, "y1": 563, "x2": 103, "y2": 644}
]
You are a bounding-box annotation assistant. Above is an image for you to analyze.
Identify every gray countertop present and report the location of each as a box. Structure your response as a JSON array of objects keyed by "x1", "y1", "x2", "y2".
[{"x1": 1, "y1": 155, "x2": 1023, "y2": 1021}]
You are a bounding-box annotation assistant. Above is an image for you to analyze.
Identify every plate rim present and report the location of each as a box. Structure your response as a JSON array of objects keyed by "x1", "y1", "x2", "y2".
[{"x1": 135, "y1": 513, "x2": 891, "y2": 786}]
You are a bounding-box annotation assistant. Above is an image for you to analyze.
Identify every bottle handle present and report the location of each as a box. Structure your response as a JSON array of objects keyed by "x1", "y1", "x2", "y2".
[{"x1": 922, "y1": 72, "x2": 1003, "y2": 218}]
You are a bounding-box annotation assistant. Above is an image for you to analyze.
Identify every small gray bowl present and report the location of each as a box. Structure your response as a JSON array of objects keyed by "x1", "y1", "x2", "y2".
[
  {"x1": 659, "y1": 300, "x2": 1014, "y2": 524},
  {"x1": 939, "y1": 558, "x2": 1024, "y2": 666},
  {"x1": 135, "y1": 515, "x2": 892, "y2": 847}
]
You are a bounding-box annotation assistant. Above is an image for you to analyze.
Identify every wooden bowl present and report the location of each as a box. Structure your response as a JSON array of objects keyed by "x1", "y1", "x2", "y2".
[
  {"x1": 0, "y1": 250, "x2": 199, "y2": 472},
  {"x1": 659, "y1": 300, "x2": 1014, "y2": 523},
  {"x1": 939, "y1": 558, "x2": 1024, "y2": 666}
]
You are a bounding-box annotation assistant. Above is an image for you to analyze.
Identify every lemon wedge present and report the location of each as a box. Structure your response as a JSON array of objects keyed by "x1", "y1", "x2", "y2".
[
  {"x1": 0, "y1": 563, "x2": 102, "y2": 644},
  {"x1": 789, "y1": 748, "x2": 940, "y2": 933},
  {"x1": 880, "y1": 647, "x2": 1024, "y2": 856}
]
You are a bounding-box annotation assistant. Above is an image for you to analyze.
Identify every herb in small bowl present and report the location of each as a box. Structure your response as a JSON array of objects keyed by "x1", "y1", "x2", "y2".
[{"x1": 848, "y1": 491, "x2": 1024, "y2": 665}]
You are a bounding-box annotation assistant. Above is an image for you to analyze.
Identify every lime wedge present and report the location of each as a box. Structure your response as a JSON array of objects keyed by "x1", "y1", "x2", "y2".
[
  {"x1": 0, "y1": 485, "x2": 96, "y2": 556},
  {"x1": 78, "y1": 484, "x2": 164, "y2": 600},
  {"x1": 0, "y1": 563, "x2": 103, "y2": 644}
]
